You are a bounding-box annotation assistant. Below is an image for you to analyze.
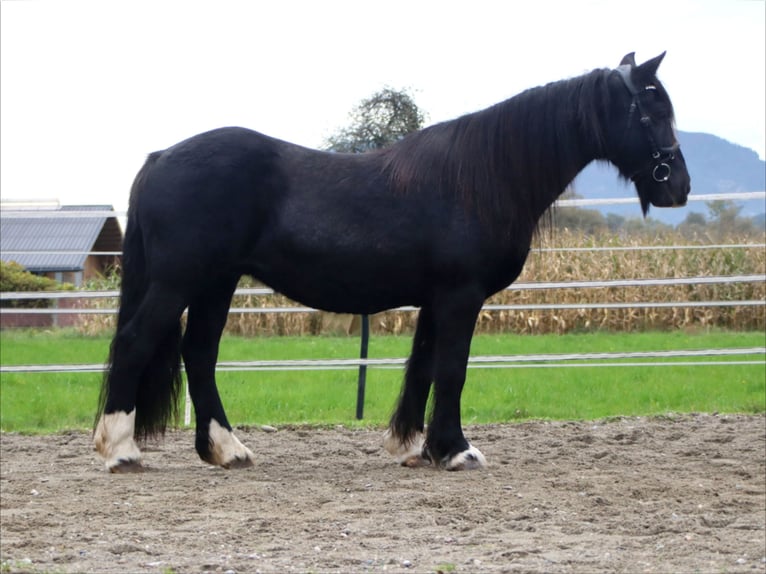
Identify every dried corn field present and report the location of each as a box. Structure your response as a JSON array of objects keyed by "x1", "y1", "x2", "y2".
[
  {"x1": 76, "y1": 231, "x2": 765, "y2": 336},
  {"x1": 477, "y1": 232, "x2": 766, "y2": 335}
]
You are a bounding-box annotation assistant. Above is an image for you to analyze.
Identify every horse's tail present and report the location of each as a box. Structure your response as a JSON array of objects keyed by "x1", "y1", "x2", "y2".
[{"x1": 95, "y1": 151, "x2": 184, "y2": 440}]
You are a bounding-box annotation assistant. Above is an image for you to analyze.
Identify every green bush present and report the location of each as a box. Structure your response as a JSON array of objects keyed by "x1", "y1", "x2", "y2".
[{"x1": 0, "y1": 261, "x2": 73, "y2": 308}]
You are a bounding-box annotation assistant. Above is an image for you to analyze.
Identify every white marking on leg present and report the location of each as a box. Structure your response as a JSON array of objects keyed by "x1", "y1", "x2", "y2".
[
  {"x1": 207, "y1": 419, "x2": 255, "y2": 468},
  {"x1": 383, "y1": 428, "x2": 429, "y2": 466},
  {"x1": 444, "y1": 443, "x2": 487, "y2": 471},
  {"x1": 94, "y1": 410, "x2": 142, "y2": 472}
]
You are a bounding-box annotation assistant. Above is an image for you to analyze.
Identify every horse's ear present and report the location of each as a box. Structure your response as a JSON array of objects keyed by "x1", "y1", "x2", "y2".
[
  {"x1": 619, "y1": 52, "x2": 636, "y2": 67},
  {"x1": 636, "y1": 51, "x2": 667, "y2": 78}
]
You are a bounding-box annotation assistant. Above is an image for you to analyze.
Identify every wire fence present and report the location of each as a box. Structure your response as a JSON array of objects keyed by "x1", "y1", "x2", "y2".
[
  {"x1": 2, "y1": 193, "x2": 765, "y2": 372},
  {"x1": 2, "y1": 194, "x2": 765, "y2": 423},
  {"x1": 2, "y1": 270, "x2": 763, "y2": 366}
]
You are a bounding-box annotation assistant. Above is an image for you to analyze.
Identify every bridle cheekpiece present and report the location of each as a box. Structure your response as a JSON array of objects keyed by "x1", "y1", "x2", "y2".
[{"x1": 616, "y1": 65, "x2": 679, "y2": 183}]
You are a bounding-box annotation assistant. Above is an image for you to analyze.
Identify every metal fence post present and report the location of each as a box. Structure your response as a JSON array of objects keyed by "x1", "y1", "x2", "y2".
[{"x1": 355, "y1": 314, "x2": 370, "y2": 420}]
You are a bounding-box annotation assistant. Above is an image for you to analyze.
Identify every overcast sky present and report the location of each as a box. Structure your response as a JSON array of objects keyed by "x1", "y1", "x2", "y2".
[{"x1": 1, "y1": 0, "x2": 764, "y2": 211}]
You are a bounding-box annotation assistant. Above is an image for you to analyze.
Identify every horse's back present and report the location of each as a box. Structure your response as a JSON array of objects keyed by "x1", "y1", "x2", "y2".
[{"x1": 128, "y1": 126, "x2": 499, "y2": 312}]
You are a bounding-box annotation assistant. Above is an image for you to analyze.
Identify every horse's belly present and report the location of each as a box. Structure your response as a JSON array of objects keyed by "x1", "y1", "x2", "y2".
[
  {"x1": 244, "y1": 254, "x2": 424, "y2": 315},
  {"x1": 240, "y1": 198, "x2": 447, "y2": 313}
]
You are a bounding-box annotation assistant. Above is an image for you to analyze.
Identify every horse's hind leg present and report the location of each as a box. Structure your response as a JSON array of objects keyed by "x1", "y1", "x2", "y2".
[
  {"x1": 95, "y1": 283, "x2": 187, "y2": 472},
  {"x1": 384, "y1": 307, "x2": 435, "y2": 466},
  {"x1": 182, "y1": 278, "x2": 254, "y2": 469}
]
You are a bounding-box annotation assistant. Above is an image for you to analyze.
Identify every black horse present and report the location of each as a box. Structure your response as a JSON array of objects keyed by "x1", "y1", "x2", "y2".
[{"x1": 95, "y1": 52, "x2": 690, "y2": 472}]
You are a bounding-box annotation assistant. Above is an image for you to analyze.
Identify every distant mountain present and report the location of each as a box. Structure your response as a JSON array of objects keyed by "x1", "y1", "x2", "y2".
[{"x1": 572, "y1": 130, "x2": 765, "y2": 225}]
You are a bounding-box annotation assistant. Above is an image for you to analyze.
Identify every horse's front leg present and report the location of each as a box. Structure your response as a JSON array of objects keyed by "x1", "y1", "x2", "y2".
[
  {"x1": 182, "y1": 282, "x2": 255, "y2": 469},
  {"x1": 424, "y1": 287, "x2": 487, "y2": 470},
  {"x1": 384, "y1": 307, "x2": 435, "y2": 467}
]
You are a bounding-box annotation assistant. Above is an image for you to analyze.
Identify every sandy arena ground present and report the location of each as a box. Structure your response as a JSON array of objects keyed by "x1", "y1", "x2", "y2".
[{"x1": 1, "y1": 414, "x2": 764, "y2": 573}]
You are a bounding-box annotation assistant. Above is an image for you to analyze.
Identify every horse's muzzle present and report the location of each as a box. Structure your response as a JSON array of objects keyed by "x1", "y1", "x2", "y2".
[
  {"x1": 650, "y1": 179, "x2": 690, "y2": 208},
  {"x1": 651, "y1": 194, "x2": 688, "y2": 208}
]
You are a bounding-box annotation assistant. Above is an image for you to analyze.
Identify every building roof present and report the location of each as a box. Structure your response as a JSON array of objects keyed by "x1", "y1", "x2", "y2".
[{"x1": 0, "y1": 205, "x2": 123, "y2": 273}]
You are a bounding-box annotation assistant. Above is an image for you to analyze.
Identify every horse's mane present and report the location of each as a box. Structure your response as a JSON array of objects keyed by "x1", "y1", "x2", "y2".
[{"x1": 380, "y1": 68, "x2": 616, "y2": 237}]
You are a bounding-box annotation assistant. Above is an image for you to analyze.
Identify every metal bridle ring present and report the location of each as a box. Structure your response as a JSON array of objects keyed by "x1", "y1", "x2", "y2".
[{"x1": 652, "y1": 163, "x2": 671, "y2": 183}]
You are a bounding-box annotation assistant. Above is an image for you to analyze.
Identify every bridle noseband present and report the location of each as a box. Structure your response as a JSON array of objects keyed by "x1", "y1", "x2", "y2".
[{"x1": 616, "y1": 65, "x2": 679, "y2": 183}]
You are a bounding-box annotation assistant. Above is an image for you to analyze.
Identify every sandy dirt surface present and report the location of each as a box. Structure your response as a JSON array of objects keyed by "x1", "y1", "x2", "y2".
[{"x1": 1, "y1": 414, "x2": 765, "y2": 574}]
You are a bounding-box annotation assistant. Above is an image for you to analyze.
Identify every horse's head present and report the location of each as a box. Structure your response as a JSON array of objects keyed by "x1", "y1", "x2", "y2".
[{"x1": 606, "y1": 52, "x2": 691, "y2": 214}]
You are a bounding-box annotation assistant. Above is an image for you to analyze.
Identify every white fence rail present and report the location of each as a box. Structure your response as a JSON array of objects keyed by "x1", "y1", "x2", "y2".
[
  {"x1": 2, "y1": 274, "x2": 764, "y2": 313},
  {"x1": 2, "y1": 191, "x2": 764, "y2": 219},
  {"x1": 2, "y1": 348, "x2": 764, "y2": 375},
  {"x1": 2, "y1": 244, "x2": 765, "y2": 258}
]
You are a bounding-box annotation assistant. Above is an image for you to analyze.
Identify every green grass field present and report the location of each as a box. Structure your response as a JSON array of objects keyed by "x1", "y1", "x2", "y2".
[{"x1": 0, "y1": 329, "x2": 764, "y2": 433}]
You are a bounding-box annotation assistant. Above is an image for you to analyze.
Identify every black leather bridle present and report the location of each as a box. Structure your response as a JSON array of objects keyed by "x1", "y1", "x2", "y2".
[{"x1": 616, "y1": 65, "x2": 680, "y2": 183}]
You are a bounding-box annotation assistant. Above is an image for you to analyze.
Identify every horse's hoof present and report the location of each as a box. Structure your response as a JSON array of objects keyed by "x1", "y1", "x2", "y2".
[
  {"x1": 402, "y1": 454, "x2": 432, "y2": 468},
  {"x1": 95, "y1": 410, "x2": 143, "y2": 473},
  {"x1": 383, "y1": 428, "x2": 426, "y2": 466},
  {"x1": 443, "y1": 445, "x2": 487, "y2": 471},
  {"x1": 221, "y1": 455, "x2": 254, "y2": 470},
  {"x1": 108, "y1": 459, "x2": 144, "y2": 473},
  {"x1": 206, "y1": 419, "x2": 255, "y2": 469}
]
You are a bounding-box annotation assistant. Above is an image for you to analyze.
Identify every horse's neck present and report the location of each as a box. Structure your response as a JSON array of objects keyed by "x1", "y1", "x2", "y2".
[{"x1": 510, "y1": 76, "x2": 608, "y2": 220}]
